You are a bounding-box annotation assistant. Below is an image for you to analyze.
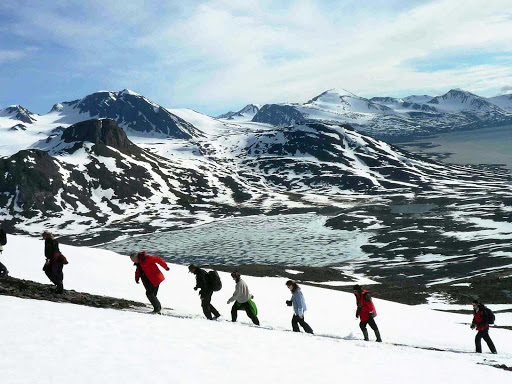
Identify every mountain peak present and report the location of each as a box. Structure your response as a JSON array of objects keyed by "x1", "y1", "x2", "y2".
[
  {"x1": 0, "y1": 104, "x2": 38, "y2": 124},
  {"x1": 119, "y1": 89, "x2": 141, "y2": 97}
]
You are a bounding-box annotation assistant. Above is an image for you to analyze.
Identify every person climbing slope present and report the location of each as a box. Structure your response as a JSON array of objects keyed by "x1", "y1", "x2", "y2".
[
  {"x1": 285, "y1": 280, "x2": 313, "y2": 334},
  {"x1": 227, "y1": 271, "x2": 259, "y2": 325},
  {"x1": 471, "y1": 299, "x2": 497, "y2": 354},
  {"x1": 42, "y1": 231, "x2": 68, "y2": 294},
  {"x1": 189, "y1": 264, "x2": 221, "y2": 320},
  {"x1": 353, "y1": 284, "x2": 382, "y2": 342},
  {"x1": 131, "y1": 251, "x2": 169, "y2": 313}
]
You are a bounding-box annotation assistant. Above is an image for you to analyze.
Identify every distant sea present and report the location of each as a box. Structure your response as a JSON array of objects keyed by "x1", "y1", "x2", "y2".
[{"x1": 397, "y1": 125, "x2": 512, "y2": 170}]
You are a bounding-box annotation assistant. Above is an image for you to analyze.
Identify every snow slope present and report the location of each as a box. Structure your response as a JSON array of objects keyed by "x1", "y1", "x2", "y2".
[{"x1": 0, "y1": 235, "x2": 511, "y2": 383}]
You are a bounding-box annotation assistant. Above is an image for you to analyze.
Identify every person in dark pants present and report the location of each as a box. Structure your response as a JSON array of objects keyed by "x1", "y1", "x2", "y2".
[
  {"x1": 471, "y1": 299, "x2": 497, "y2": 354},
  {"x1": 0, "y1": 226, "x2": 8, "y2": 278},
  {"x1": 285, "y1": 280, "x2": 313, "y2": 334},
  {"x1": 42, "y1": 231, "x2": 67, "y2": 293},
  {"x1": 227, "y1": 272, "x2": 259, "y2": 325},
  {"x1": 131, "y1": 251, "x2": 169, "y2": 313},
  {"x1": 354, "y1": 284, "x2": 382, "y2": 342},
  {"x1": 189, "y1": 264, "x2": 221, "y2": 320}
]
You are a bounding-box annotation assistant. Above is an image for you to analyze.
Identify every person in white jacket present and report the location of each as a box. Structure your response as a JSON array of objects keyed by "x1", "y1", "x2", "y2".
[{"x1": 227, "y1": 272, "x2": 260, "y2": 325}]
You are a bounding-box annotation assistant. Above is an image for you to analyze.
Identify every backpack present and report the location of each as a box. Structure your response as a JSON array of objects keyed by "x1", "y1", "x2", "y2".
[
  {"x1": 248, "y1": 299, "x2": 258, "y2": 316},
  {"x1": 0, "y1": 228, "x2": 6, "y2": 246},
  {"x1": 208, "y1": 270, "x2": 222, "y2": 292},
  {"x1": 485, "y1": 306, "x2": 495, "y2": 325}
]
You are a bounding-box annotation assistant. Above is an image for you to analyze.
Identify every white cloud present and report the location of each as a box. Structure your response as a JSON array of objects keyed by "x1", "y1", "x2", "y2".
[{"x1": 1, "y1": 0, "x2": 512, "y2": 112}]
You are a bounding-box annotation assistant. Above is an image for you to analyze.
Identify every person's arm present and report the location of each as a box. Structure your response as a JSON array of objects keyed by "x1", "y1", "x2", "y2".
[
  {"x1": 135, "y1": 266, "x2": 140, "y2": 283},
  {"x1": 227, "y1": 282, "x2": 241, "y2": 304},
  {"x1": 148, "y1": 255, "x2": 169, "y2": 271}
]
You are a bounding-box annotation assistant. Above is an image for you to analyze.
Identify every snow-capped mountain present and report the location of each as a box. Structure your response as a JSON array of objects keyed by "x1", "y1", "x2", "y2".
[
  {"x1": 305, "y1": 89, "x2": 394, "y2": 115},
  {"x1": 427, "y1": 89, "x2": 502, "y2": 113},
  {"x1": 46, "y1": 89, "x2": 201, "y2": 139},
  {"x1": 251, "y1": 88, "x2": 512, "y2": 140},
  {"x1": 1, "y1": 118, "x2": 255, "y2": 237},
  {"x1": 0, "y1": 105, "x2": 38, "y2": 124},
  {"x1": 217, "y1": 104, "x2": 261, "y2": 121},
  {"x1": 369, "y1": 97, "x2": 438, "y2": 113},
  {"x1": 403, "y1": 94, "x2": 434, "y2": 104},
  {"x1": 2, "y1": 112, "x2": 500, "y2": 238},
  {"x1": 488, "y1": 93, "x2": 512, "y2": 113},
  {"x1": 1, "y1": 88, "x2": 511, "y2": 249}
]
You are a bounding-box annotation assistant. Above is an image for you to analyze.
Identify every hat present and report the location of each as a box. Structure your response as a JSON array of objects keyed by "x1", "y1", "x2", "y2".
[
  {"x1": 285, "y1": 280, "x2": 295, "y2": 286},
  {"x1": 188, "y1": 264, "x2": 197, "y2": 273},
  {"x1": 353, "y1": 284, "x2": 362, "y2": 291}
]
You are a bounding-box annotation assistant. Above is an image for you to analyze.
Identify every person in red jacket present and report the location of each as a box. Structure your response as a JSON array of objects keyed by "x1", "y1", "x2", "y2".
[
  {"x1": 471, "y1": 299, "x2": 497, "y2": 354},
  {"x1": 130, "y1": 251, "x2": 169, "y2": 313},
  {"x1": 353, "y1": 285, "x2": 382, "y2": 342}
]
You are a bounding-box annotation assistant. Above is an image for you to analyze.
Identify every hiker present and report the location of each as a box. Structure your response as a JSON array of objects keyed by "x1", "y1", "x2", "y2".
[
  {"x1": 353, "y1": 284, "x2": 382, "y2": 342},
  {"x1": 471, "y1": 299, "x2": 497, "y2": 354},
  {"x1": 227, "y1": 272, "x2": 259, "y2": 325},
  {"x1": 42, "y1": 231, "x2": 68, "y2": 294},
  {"x1": 188, "y1": 264, "x2": 221, "y2": 320},
  {"x1": 130, "y1": 251, "x2": 169, "y2": 313},
  {"x1": 0, "y1": 225, "x2": 8, "y2": 278},
  {"x1": 285, "y1": 280, "x2": 313, "y2": 334}
]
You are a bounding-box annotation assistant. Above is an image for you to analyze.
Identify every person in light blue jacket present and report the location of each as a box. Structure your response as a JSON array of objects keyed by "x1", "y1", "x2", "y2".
[{"x1": 285, "y1": 280, "x2": 314, "y2": 334}]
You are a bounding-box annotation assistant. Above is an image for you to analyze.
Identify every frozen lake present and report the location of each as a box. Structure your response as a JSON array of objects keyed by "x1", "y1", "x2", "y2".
[
  {"x1": 398, "y1": 125, "x2": 512, "y2": 170},
  {"x1": 100, "y1": 213, "x2": 371, "y2": 266}
]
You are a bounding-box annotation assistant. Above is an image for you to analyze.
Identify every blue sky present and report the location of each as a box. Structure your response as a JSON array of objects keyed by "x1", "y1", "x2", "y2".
[{"x1": 1, "y1": 0, "x2": 512, "y2": 116}]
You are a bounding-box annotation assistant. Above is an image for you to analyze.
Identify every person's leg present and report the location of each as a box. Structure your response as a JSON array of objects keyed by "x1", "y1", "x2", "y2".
[
  {"x1": 360, "y1": 321, "x2": 369, "y2": 341},
  {"x1": 43, "y1": 262, "x2": 55, "y2": 284},
  {"x1": 242, "y1": 302, "x2": 260, "y2": 325},
  {"x1": 297, "y1": 316, "x2": 314, "y2": 334},
  {"x1": 481, "y1": 330, "x2": 497, "y2": 353},
  {"x1": 291, "y1": 315, "x2": 300, "y2": 332},
  {"x1": 368, "y1": 317, "x2": 382, "y2": 342},
  {"x1": 146, "y1": 284, "x2": 161, "y2": 312},
  {"x1": 0, "y1": 261, "x2": 8, "y2": 278},
  {"x1": 231, "y1": 302, "x2": 239, "y2": 322},
  {"x1": 54, "y1": 265, "x2": 64, "y2": 293},
  {"x1": 209, "y1": 292, "x2": 220, "y2": 318},
  {"x1": 475, "y1": 331, "x2": 483, "y2": 353},
  {"x1": 201, "y1": 290, "x2": 214, "y2": 319}
]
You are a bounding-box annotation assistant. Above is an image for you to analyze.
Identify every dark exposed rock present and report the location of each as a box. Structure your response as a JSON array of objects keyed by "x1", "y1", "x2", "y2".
[
  {"x1": 0, "y1": 149, "x2": 65, "y2": 215},
  {"x1": 62, "y1": 119, "x2": 133, "y2": 149},
  {"x1": 252, "y1": 104, "x2": 305, "y2": 126},
  {"x1": 0, "y1": 276, "x2": 145, "y2": 309},
  {"x1": 9, "y1": 124, "x2": 27, "y2": 131}
]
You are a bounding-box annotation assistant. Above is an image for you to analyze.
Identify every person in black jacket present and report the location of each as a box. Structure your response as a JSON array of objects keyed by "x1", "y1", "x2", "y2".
[
  {"x1": 42, "y1": 231, "x2": 68, "y2": 294},
  {"x1": 0, "y1": 226, "x2": 8, "y2": 278},
  {"x1": 188, "y1": 264, "x2": 221, "y2": 320}
]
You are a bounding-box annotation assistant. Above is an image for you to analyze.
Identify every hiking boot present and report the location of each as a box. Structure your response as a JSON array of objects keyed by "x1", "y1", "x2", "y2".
[{"x1": 213, "y1": 314, "x2": 221, "y2": 320}]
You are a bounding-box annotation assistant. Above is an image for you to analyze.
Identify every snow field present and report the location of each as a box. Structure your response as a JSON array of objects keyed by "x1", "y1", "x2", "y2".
[{"x1": 1, "y1": 235, "x2": 512, "y2": 383}]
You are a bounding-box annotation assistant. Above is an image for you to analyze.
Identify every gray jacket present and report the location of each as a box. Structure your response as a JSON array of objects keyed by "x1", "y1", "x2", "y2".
[
  {"x1": 292, "y1": 287, "x2": 307, "y2": 317},
  {"x1": 227, "y1": 278, "x2": 252, "y2": 304}
]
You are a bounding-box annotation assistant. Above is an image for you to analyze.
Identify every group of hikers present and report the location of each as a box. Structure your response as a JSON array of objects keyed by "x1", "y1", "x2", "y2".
[{"x1": 0, "y1": 227, "x2": 499, "y2": 354}]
